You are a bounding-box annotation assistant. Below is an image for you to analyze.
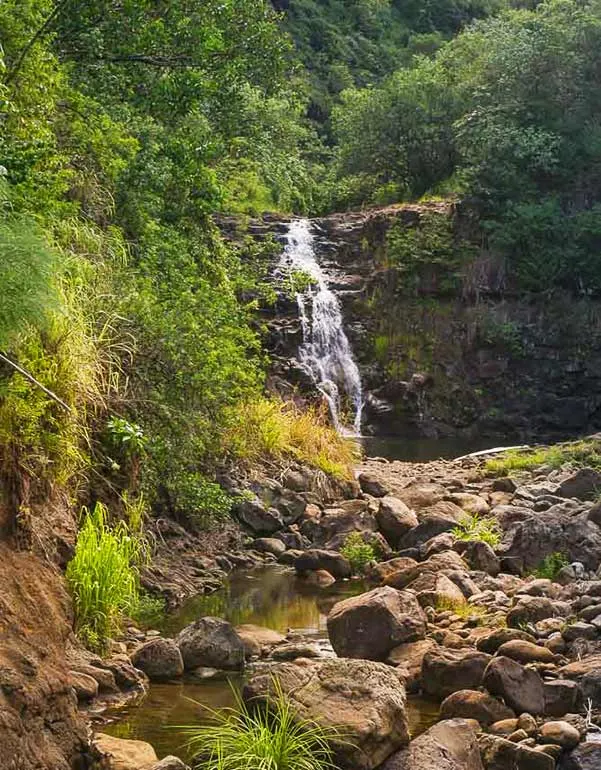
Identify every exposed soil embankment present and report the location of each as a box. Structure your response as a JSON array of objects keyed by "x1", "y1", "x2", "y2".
[{"x1": 0, "y1": 539, "x2": 89, "y2": 768}]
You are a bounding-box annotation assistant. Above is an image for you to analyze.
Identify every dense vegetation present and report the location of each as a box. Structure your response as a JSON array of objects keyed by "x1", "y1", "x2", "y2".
[
  {"x1": 332, "y1": 0, "x2": 601, "y2": 292},
  {"x1": 5, "y1": 0, "x2": 601, "y2": 644},
  {"x1": 0, "y1": 0, "x2": 350, "y2": 548}
]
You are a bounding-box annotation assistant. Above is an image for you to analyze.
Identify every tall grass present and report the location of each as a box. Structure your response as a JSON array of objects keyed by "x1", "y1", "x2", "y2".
[
  {"x1": 224, "y1": 398, "x2": 360, "y2": 479},
  {"x1": 178, "y1": 681, "x2": 338, "y2": 770},
  {"x1": 484, "y1": 439, "x2": 601, "y2": 476},
  {"x1": 66, "y1": 502, "x2": 145, "y2": 651}
]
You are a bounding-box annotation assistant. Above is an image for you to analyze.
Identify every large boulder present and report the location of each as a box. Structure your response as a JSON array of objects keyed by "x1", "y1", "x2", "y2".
[
  {"x1": 380, "y1": 718, "x2": 483, "y2": 770},
  {"x1": 440, "y1": 690, "x2": 515, "y2": 726},
  {"x1": 295, "y1": 549, "x2": 352, "y2": 580},
  {"x1": 94, "y1": 734, "x2": 158, "y2": 770},
  {"x1": 327, "y1": 586, "x2": 426, "y2": 660},
  {"x1": 243, "y1": 658, "x2": 409, "y2": 770},
  {"x1": 370, "y1": 556, "x2": 418, "y2": 584},
  {"x1": 558, "y1": 468, "x2": 601, "y2": 500},
  {"x1": 407, "y1": 572, "x2": 466, "y2": 608},
  {"x1": 176, "y1": 617, "x2": 245, "y2": 671},
  {"x1": 130, "y1": 638, "x2": 184, "y2": 682},
  {"x1": 496, "y1": 639, "x2": 557, "y2": 664},
  {"x1": 234, "y1": 495, "x2": 284, "y2": 535},
  {"x1": 421, "y1": 648, "x2": 492, "y2": 699},
  {"x1": 482, "y1": 656, "x2": 545, "y2": 715},
  {"x1": 478, "y1": 733, "x2": 554, "y2": 770},
  {"x1": 544, "y1": 679, "x2": 581, "y2": 717},
  {"x1": 359, "y1": 472, "x2": 390, "y2": 497},
  {"x1": 476, "y1": 628, "x2": 537, "y2": 654},
  {"x1": 500, "y1": 503, "x2": 601, "y2": 572},
  {"x1": 234, "y1": 624, "x2": 286, "y2": 657},
  {"x1": 377, "y1": 497, "x2": 418, "y2": 548}
]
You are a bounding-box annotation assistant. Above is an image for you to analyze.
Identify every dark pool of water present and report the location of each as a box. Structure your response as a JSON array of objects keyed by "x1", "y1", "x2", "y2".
[
  {"x1": 361, "y1": 434, "x2": 517, "y2": 462},
  {"x1": 103, "y1": 567, "x2": 440, "y2": 760}
]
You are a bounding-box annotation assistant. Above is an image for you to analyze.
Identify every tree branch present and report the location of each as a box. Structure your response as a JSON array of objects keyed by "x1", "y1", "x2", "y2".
[
  {"x1": 0, "y1": 352, "x2": 72, "y2": 412},
  {"x1": 6, "y1": 0, "x2": 71, "y2": 84}
]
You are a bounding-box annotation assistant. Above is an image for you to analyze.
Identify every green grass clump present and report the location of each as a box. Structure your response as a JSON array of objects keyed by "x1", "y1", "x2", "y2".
[
  {"x1": 66, "y1": 502, "x2": 145, "y2": 651},
  {"x1": 178, "y1": 681, "x2": 338, "y2": 770},
  {"x1": 530, "y1": 552, "x2": 569, "y2": 580},
  {"x1": 452, "y1": 513, "x2": 501, "y2": 548},
  {"x1": 484, "y1": 440, "x2": 601, "y2": 476},
  {"x1": 340, "y1": 532, "x2": 376, "y2": 575}
]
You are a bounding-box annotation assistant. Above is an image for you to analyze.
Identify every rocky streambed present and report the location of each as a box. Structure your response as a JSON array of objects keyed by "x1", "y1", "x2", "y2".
[{"x1": 88, "y1": 443, "x2": 601, "y2": 770}]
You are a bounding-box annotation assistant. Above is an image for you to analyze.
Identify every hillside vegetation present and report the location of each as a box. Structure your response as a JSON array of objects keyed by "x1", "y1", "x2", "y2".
[{"x1": 2, "y1": 0, "x2": 601, "y2": 541}]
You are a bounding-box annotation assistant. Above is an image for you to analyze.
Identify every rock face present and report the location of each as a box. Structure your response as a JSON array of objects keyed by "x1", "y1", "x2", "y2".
[
  {"x1": 130, "y1": 638, "x2": 184, "y2": 681},
  {"x1": 380, "y1": 719, "x2": 484, "y2": 770},
  {"x1": 327, "y1": 586, "x2": 427, "y2": 660},
  {"x1": 482, "y1": 656, "x2": 545, "y2": 715},
  {"x1": 94, "y1": 734, "x2": 158, "y2": 770},
  {"x1": 421, "y1": 648, "x2": 492, "y2": 699},
  {"x1": 176, "y1": 617, "x2": 245, "y2": 671},
  {"x1": 243, "y1": 658, "x2": 410, "y2": 770}
]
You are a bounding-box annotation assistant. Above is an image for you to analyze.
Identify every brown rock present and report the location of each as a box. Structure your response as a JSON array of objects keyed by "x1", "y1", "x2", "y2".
[
  {"x1": 387, "y1": 639, "x2": 438, "y2": 692},
  {"x1": 327, "y1": 586, "x2": 426, "y2": 660},
  {"x1": 243, "y1": 657, "x2": 409, "y2": 770},
  {"x1": 496, "y1": 639, "x2": 557, "y2": 665},
  {"x1": 440, "y1": 690, "x2": 515, "y2": 725},
  {"x1": 380, "y1": 718, "x2": 483, "y2": 770},
  {"x1": 539, "y1": 720, "x2": 580, "y2": 749},
  {"x1": 234, "y1": 624, "x2": 286, "y2": 657},
  {"x1": 94, "y1": 734, "x2": 158, "y2": 770},
  {"x1": 377, "y1": 497, "x2": 418, "y2": 548},
  {"x1": 130, "y1": 638, "x2": 184, "y2": 682},
  {"x1": 422, "y1": 648, "x2": 492, "y2": 699},
  {"x1": 482, "y1": 656, "x2": 545, "y2": 715}
]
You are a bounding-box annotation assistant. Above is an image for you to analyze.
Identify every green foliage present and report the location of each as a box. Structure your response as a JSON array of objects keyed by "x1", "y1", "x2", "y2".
[
  {"x1": 340, "y1": 532, "x2": 376, "y2": 575},
  {"x1": 530, "y1": 552, "x2": 569, "y2": 580},
  {"x1": 130, "y1": 592, "x2": 166, "y2": 629},
  {"x1": 485, "y1": 440, "x2": 601, "y2": 475},
  {"x1": 385, "y1": 213, "x2": 475, "y2": 295},
  {"x1": 66, "y1": 502, "x2": 145, "y2": 651},
  {"x1": 178, "y1": 680, "x2": 338, "y2": 770},
  {"x1": 331, "y1": 0, "x2": 601, "y2": 294},
  {"x1": 283, "y1": 268, "x2": 319, "y2": 298},
  {"x1": 0, "y1": 210, "x2": 57, "y2": 348},
  {"x1": 163, "y1": 472, "x2": 235, "y2": 529},
  {"x1": 452, "y1": 512, "x2": 501, "y2": 547}
]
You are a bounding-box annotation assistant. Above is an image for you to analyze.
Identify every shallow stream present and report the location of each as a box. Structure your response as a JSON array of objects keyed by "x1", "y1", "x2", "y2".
[{"x1": 103, "y1": 567, "x2": 440, "y2": 761}]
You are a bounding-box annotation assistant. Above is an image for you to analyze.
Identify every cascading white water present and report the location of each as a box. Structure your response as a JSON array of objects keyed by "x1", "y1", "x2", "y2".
[{"x1": 278, "y1": 218, "x2": 363, "y2": 435}]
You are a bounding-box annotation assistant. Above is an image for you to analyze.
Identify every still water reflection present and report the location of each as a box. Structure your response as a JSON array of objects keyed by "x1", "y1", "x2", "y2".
[{"x1": 104, "y1": 567, "x2": 440, "y2": 760}]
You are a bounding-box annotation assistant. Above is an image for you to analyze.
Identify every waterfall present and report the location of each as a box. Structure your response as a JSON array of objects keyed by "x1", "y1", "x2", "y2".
[{"x1": 278, "y1": 218, "x2": 363, "y2": 435}]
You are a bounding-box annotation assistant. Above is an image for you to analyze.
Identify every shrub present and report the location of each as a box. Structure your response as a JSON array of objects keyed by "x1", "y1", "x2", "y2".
[
  {"x1": 66, "y1": 502, "x2": 145, "y2": 651},
  {"x1": 340, "y1": 532, "x2": 375, "y2": 575},
  {"x1": 179, "y1": 680, "x2": 338, "y2": 770},
  {"x1": 530, "y1": 552, "x2": 569, "y2": 580},
  {"x1": 452, "y1": 513, "x2": 501, "y2": 548}
]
